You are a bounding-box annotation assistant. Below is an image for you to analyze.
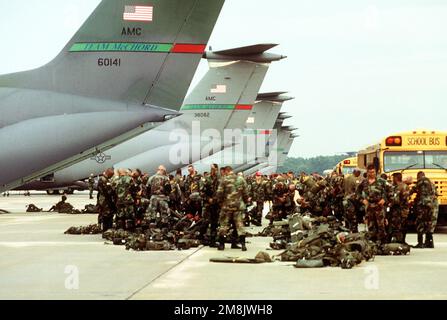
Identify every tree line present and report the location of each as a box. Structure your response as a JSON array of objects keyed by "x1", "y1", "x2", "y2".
[{"x1": 278, "y1": 155, "x2": 349, "y2": 175}]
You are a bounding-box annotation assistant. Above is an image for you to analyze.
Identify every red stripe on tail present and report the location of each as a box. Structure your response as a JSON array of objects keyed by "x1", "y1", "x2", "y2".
[
  {"x1": 171, "y1": 44, "x2": 206, "y2": 54},
  {"x1": 235, "y1": 105, "x2": 253, "y2": 110}
]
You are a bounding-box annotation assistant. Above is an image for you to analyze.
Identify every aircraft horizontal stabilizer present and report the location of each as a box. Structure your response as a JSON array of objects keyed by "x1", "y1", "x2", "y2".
[
  {"x1": 257, "y1": 92, "x2": 294, "y2": 102},
  {"x1": 203, "y1": 44, "x2": 286, "y2": 63}
]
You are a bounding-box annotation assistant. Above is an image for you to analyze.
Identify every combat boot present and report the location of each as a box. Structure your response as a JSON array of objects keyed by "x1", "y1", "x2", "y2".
[
  {"x1": 425, "y1": 233, "x2": 434, "y2": 249},
  {"x1": 231, "y1": 239, "x2": 242, "y2": 249},
  {"x1": 413, "y1": 234, "x2": 425, "y2": 248},
  {"x1": 240, "y1": 236, "x2": 247, "y2": 252},
  {"x1": 217, "y1": 237, "x2": 225, "y2": 251},
  {"x1": 209, "y1": 235, "x2": 217, "y2": 248}
]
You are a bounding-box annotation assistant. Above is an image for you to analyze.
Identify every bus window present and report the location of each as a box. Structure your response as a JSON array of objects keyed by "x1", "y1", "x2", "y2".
[
  {"x1": 424, "y1": 151, "x2": 447, "y2": 170},
  {"x1": 383, "y1": 151, "x2": 424, "y2": 172},
  {"x1": 342, "y1": 167, "x2": 355, "y2": 175}
]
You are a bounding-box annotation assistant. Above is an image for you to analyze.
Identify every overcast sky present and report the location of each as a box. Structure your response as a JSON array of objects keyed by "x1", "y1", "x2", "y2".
[{"x1": 1, "y1": 0, "x2": 446, "y2": 158}]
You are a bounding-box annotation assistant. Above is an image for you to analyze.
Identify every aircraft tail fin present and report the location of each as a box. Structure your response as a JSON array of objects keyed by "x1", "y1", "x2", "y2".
[
  {"x1": 0, "y1": 0, "x2": 225, "y2": 109},
  {"x1": 181, "y1": 44, "x2": 285, "y2": 132}
]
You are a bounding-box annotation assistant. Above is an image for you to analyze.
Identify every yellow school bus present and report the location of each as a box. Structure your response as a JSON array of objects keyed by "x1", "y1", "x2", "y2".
[
  {"x1": 335, "y1": 157, "x2": 358, "y2": 175},
  {"x1": 357, "y1": 130, "x2": 447, "y2": 209}
]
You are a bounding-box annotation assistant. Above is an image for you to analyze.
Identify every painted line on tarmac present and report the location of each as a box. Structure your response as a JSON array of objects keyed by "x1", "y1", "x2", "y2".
[
  {"x1": 125, "y1": 246, "x2": 205, "y2": 300},
  {"x1": 0, "y1": 241, "x2": 102, "y2": 248}
]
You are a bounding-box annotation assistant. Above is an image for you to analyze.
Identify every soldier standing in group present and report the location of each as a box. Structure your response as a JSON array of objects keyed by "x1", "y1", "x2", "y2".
[
  {"x1": 264, "y1": 175, "x2": 273, "y2": 211},
  {"x1": 183, "y1": 165, "x2": 203, "y2": 220},
  {"x1": 250, "y1": 172, "x2": 266, "y2": 226},
  {"x1": 88, "y1": 174, "x2": 95, "y2": 199},
  {"x1": 129, "y1": 169, "x2": 145, "y2": 224},
  {"x1": 169, "y1": 174, "x2": 183, "y2": 213},
  {"x1": 342, "y1": 169, "x2": 362, "y2": 232},
  {"x1": 410, "y1": 171, "x2": 436, "y2": 248},
  {"x1": 200, "y1": 164, "x2": 220, "y2": 246},
  {"x1": 146, "y1": 165, "x2": 171, "y2": 226},
  {"x1": 216, "y1": 166, "x2": 249, "y2": 251},
  {"x1": 328, "y1": 172, "x2": 345, "y2": 221},
  {"x1": 96, "y1": 168, "x2": 116, "y2": 232},
  {"x1": 357, "y1": 164, "x2": 389, "y2": 244},
  {"x1": 115, "y1": 169, "x2": 134, "y2": 230},
  {"x1": 388, "y1": 172, "x2": 410, "y2": 243},
  {"x1": 270, "y1": 178, "x2": 288, "y2": 224}
]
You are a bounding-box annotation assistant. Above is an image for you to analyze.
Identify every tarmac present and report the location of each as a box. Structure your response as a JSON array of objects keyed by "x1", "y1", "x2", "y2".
[{"x1": 1, "y1": 191, "x2": 447, "y2": 300}]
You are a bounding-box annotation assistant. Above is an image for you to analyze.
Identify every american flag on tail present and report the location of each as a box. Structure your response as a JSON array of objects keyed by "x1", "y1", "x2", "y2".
[{"x1": 123, "y1": 5, "x2": 153, "y2": 22}]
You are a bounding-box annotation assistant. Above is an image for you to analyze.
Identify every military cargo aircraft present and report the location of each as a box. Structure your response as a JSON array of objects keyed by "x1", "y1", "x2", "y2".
[
  {"x1": 250, "y1": 126, "x2": 297, "y2": 175},
  {"x1": 182, "y1": 92, "x2": 293, "y2": 174},
  {"x1": 16, "y1": 44, "x2": 284, "y2": 191},
  {"x1": 0, "y1": 0, "x2": 225, "y2": 192}
]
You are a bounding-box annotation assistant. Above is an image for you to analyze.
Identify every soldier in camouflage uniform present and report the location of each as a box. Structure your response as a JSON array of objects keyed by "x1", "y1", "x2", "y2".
[
  {"x1": 96, "y1": 168, "x2": 116, "y2": 232},
  {"x1": 284, "y1": 183, "x2": 298, "y2": 216},
  {"x1": 250, "y1": 172, "x2": 266, "y2": 225},
  {"x1": 200, "y1": 164, "x2": 220, "y2": 246},
  {"x1": 49, "y1": 195, "x2": 78, "y2": 214},
  {"x1": 431, "y1": 185, "x2": 439, "y2": 236},
  {"x1": 410, "y1": 171, "x2": 436, "y2": 248},
  {"x1": 115, "y1": 169, "x2": 135, "y2": 230},
  {"x1": 388, "y1": 172, "x2": 410, "y2": 243},
  {"x1": 183, "y1": 165, "x2": 203, "y2": 219},
  {"x1": 88, "y1": 174, "x2": 95, "y2": 199},
  {"x1": 297, "y1": 173, "x2": 317, "y2": 213},
  {"x1": 169, "y1": 174, "x2": 183, "y2": 213},
  {"x1": 264, "y1": 175, "x2": 273, "y2": 211},
  {"x1": 216, "y1": 166, "x2": 249, "y2": 251},
  {"x1": 270, "y1": 178, "x2": 289, "y2": 224},
  {"x1": 328, "y1": 172, "x2": 345, "y2": 221},
  {"x1": 146, "y1": 165, "x2": 172, "y2": 226},
  {"x1": 342, "y1": 169, "x2": 363, "y2": 233},
  {"x1": 356, "y1": 164, "x2": 388, "y2": 244}
]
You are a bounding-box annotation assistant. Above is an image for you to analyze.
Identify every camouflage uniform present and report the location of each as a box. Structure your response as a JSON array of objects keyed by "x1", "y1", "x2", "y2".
[
  {"x1": 411, "y1": 176, "x2": 436, "y2": 247},
  {"x1": 250, "y1": 177, "x2": 266, "y2": 224},
  {"x1": 115, "y1": 175, "x2": 135, "y2": 229},
  {"x1": 130, "y1": 176, "x2": 146, "y2": 223},
  {"x1": 49, "y1": 197, "x2": 79, "y2": 214},
  {"x1": 183, "y1": 173, "x2": 203, "y2": 218},
  {"x1": 200, "y1": 172, "x2": 220, "y2": 243},
  {"x1": 169, "y1": 177, "x2": 183, "y2": 212},
  {"x1": 328, "y1": 174, "x2": 345, "y2": 221},
  {"x1": 146, "y1": 173, "x2": 171, "y2": 225},
  {"x1": 97, "y1": 175, "x2": 116, "y2": 231},
  {"x1": 304, "y1": 178, "x2": 327, "y2": 215},
  {"x1": 216, "y1": 172, "x2": 249, "y2": 244},
  {"x1": 357, "y1": 177, "x2": 388, "y2": 244},
  {"x1": 271, "y1": 181, "x2": 289, "y2": 223},
  {"x1": 431, "y1": 182, "x2": 439, "y2": 234},
  {"x1": 284, "y1": 185, "x2": 297, "y2": 216},
  {"x1": 88, "y1": 175, "x2": 95, "y2": 199},
  {"x1": 264, "y1": 178, "x2": 273, "y2": 203},
  {"x1": 342, "y1": 174, "x2": 361, "y2": 232},
  {"x1": 388, "y1": 181, "x2": 410, "y2": 243}
]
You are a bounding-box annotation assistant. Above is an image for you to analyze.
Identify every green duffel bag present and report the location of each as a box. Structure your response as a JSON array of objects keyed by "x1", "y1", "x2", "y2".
[{"x1": 294, "y1": 259, "x2": 324, "y2": 268}]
